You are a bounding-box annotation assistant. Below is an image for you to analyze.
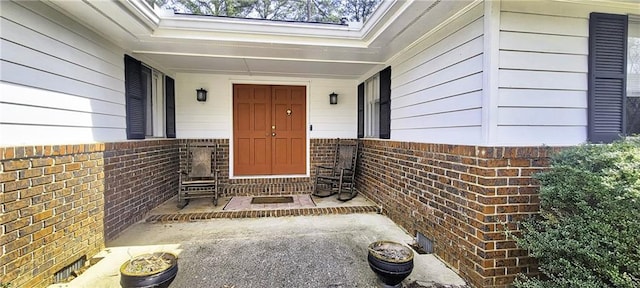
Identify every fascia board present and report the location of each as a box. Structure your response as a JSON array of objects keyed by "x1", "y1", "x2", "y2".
[
  {"x1": 157, "y1": 16, "x2": 360, "y2": 39},
  {"x1": 356, "y1": 0, "x2": 401, "y2": 41},
  {"x1": 360, "y1": 0, "x2": 416, "y2": 45},
  {"x1": 120, "y1": 0, "x2": 160, "y2": 30},
  {"x1": 151, "y1": 28, "x2": 368, "y2": 48}
]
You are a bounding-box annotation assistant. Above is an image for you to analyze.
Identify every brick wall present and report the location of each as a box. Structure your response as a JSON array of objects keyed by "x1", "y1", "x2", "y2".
[
  {"x1": 178, "y1": 139, "x2": 340, "y2": 196},
  {"x1": 103, "y1": 140, "x2": 179, "y2": 241},
  {"x1": 0, "y1": 144, "x2": 105, "y2": 288},
  {"x1": 2, "y1": 137, "x2": 552, "y2": 288},
  {"x1": 356, "y1": 139, "x2": 560, "y2": 288},
  {"x1": 310, "y1": 138, "x2": 342, "y2": 176}
]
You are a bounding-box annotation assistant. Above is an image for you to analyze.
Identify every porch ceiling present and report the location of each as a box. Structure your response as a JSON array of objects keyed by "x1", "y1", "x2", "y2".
[{"x1": 46, "y1": 0, "x2": 476, "y2": 79}]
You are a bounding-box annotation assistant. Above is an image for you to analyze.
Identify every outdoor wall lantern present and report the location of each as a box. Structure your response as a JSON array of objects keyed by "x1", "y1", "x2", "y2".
[
  {"x1": 329, "y1": 92, "x2": 338, "y2": 105},
  {"x1": 196, "y1": 88, "x2": 207, "y2": 102}
]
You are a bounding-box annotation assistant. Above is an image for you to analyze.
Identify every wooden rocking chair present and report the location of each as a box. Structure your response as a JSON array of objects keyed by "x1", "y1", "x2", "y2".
[
  {"x1": 178, "y1": 142, "x2": 219, "y2": 209},
  {"x1": 313, "y1": 139, "x2": 359, "y2": 201}
]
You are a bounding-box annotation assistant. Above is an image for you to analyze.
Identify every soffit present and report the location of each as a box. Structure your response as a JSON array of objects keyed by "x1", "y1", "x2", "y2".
[{"x1": 45, "y1": 0, "x2": 476, "y2": 78}]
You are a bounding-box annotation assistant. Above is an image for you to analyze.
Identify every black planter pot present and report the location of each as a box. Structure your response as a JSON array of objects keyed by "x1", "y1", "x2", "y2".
[
  {"x1": 120, "y1": 252, "x2": 178, "y2": 288},
  {"x1": 367, "y1": 241, "x2": 414, "y2": 288}
]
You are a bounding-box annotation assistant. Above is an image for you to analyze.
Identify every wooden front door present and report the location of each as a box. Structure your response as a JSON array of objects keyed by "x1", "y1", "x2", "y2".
[{"x1": 233, "y1": 84, "x2": 306, "y2": 176}]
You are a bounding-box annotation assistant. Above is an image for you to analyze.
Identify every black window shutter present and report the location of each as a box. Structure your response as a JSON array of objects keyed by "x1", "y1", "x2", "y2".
[
  {"x1": 379, "y1": 66, "x2": 391, "y2": 139},
  {"x1": 588, "y1": 13, "x2": 628, "y2": 143},
  {"x1": 165, "y1": 76, "x2": 176, "y2": 138},
  {"x1": 357, "y1": 82, "x2": 365, "y2": 138},
  {"x1": 124, "y1": 55, "x2": 145, "y2": 139}
]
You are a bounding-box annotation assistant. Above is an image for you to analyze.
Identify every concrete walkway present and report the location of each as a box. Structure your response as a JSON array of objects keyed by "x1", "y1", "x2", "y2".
[{"x1": 50, "y1": 198, "x2": 469, "y2": 288}]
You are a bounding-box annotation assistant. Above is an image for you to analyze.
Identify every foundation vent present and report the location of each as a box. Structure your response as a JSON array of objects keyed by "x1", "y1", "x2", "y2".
[
  {"x1": 416, "y1": 232, "x2": 434, "y2": 254},
  {"x1": 54, "y1": 256, "x2": 86, "y2": 283}
]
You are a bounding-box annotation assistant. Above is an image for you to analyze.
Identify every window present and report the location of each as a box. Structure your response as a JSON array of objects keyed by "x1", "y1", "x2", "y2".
[
  {"x1": 141, "y1": 67, "x2": 167, "y2": 137},
  {"x1": 588, "y1": 13, "x2": 640, "y2": 142},
  {"x1": 365, "y1": 73, "x2": 380, "y2": 138},
  {"x1": 124, "y1": 55, "x2": 176, "y2": 139},
  {"x1": 141, "y1": 65, "x2": 154, "y2": 136},
  {"x1": 358, "y1": 66, "x2": 391, "y2": 139}
]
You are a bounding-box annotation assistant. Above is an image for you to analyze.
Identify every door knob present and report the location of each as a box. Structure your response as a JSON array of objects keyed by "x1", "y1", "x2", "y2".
[{"x1": 272, "y1": 132, "x2": 276, "y2": 137}]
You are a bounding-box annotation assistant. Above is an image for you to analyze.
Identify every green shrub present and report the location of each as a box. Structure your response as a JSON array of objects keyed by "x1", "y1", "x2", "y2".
[{"x1": 514, "y1": 138, "x2": 640, "y2": 288}]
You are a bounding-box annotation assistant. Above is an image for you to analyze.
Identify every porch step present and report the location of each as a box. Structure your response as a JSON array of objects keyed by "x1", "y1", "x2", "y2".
[
  {"x1": 221, "y1": 182, "x2": 314, "y2": 196},
  {"x1": 145, "y1": 205, "x2": 379, "y2": 223}
]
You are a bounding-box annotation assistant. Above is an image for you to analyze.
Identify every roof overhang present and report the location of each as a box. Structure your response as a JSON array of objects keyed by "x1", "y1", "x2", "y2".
[{"x1": 45, "y1": 0, "x2": 479, "y2": 78}]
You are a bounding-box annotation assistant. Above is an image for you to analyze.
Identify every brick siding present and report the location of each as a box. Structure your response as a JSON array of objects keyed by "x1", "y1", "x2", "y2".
[
  {"x1": 356, "y1": 139, "x2": 559, "y2": 288},
  {"x1": 1, "y1": 138, "x2": 332, "y2": 286},
  {"x1": 177, "y1": 139, "x2": 339, "y2": 196},
  {"x1": 0, "y1": 144, "x2": 105, "y2": 288},
  {"x1": 0, "y1": 140, "x2": 180, "y2": 287},
  {"x1": 2, "y1": 137, "x2": 555, "y2": 288},
  {"x1": 103, "y1": 140, "x2": 179, "y2": 241}
]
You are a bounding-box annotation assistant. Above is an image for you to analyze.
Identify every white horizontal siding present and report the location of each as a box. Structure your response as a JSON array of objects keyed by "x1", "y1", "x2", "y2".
[
  {"x1": 174, "y1": 74, "x2": 357, "y2": 139},
  {"x1": 500, "y1": 51, "x2": 587, "y2": 73},
  {"x1": 0, "y1": 125, "x2": 124, "y2": 146},
  {"x1": 392, "y1": 109, "x2": 482, "y2": 129},
  {"x1": 392, "y1": 73, "x2": 483, "y2": 108},
  {"x1": 394, "y1": 91, "x2": 482, "y2": 118},
  {"x1": 177, "y1": 120, "x2": 229, "y2": 138},
  {"x1": 499, "y1": 31, "x2": 588, "y2": 54},
  {"x1": 174, "y1": 73, "x2": 231, "y2": 139},
  {"x1": 498, "y1": 108, "x2": 586, "y2": 126},
  {"x1": 500, "y1": 11, "x2": 587, "y2": 36},
  {"x1": 0, "y1": 61, "x2": 123, "y2": 104},
  {"x1": 0, "y1": 83, "x2": 126, "y2": 116},
  {"x1": 496, "y1": 126, "x2": 587, "y2": 146},
  {"x1": 499, "y1": 70, "x2": 586, "y2": 90},
  {"x1": 494, "y1": 0, "x2": 633, "y2": 146},
  {"x1": 1, "y1": 1, "x2": 123, "y2": 65},
  {"x1": 498, "y1": 89, "x2": 587, "y2": 108},
  {"x1": 391, "y1": 127, "x2": 483, "y2": 145},
  {"x1": 0, "y1": 1, "x2": 126, "y2": 146},
  {"x1": 389, "y1": 4, "x2": 484, "y2": 145},
  {"x1": 393, "y1": 53, "x2": 484, "y2": 100},
  {"x1": 0, "y1": 18, "x2": 123, "y2": 79},
  {"x1": 0, "y1": 103, "x2": 125, "y2": 128},
  {"x1": 390, "y1": 3, "x2": 484, "y2": 69},
  {"x1": 306, "y1": 79, "x2": 357, "y2": 139},
  {"x1": 392, "y1": 18, "x2": 484, "y2": 81},
  {"x1": 1, "y1": 39, "x2": 123, "y2": 91}
]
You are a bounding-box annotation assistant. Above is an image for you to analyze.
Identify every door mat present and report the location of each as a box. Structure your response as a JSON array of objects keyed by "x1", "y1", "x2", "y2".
[
  {"x1": 250, "y1": 196, "x2": 294, "y2": 204},
  {"x1": 223, "y1": 195, "x2": 316, "y2": 211}
]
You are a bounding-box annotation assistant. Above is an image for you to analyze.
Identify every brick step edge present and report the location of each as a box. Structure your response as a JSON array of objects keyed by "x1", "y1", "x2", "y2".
[{"x1": 145, "y1": 205, "x2": 380, "y2": 223}]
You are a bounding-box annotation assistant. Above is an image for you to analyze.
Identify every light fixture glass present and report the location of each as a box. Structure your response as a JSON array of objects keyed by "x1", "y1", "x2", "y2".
[
  {"x1": 329, "y1": 92, "x2": 338, "y2": 105},
  {"x1": 196, "y1": 88, "x2": 207, "y2": 102}
]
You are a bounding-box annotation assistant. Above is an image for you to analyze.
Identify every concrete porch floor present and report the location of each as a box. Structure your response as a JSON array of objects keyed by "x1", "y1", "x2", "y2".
[{"x1": 50, "y1": 195, "x2": 469, "y2": 288}]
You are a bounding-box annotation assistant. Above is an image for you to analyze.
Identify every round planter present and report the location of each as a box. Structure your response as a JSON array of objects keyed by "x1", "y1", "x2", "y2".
[
  {"x1": 367, "y1": 241, "x2": 414, "y2": 288},
  {"x1": 120, "y1": 252, "x2": 178, "y2": 288}
]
